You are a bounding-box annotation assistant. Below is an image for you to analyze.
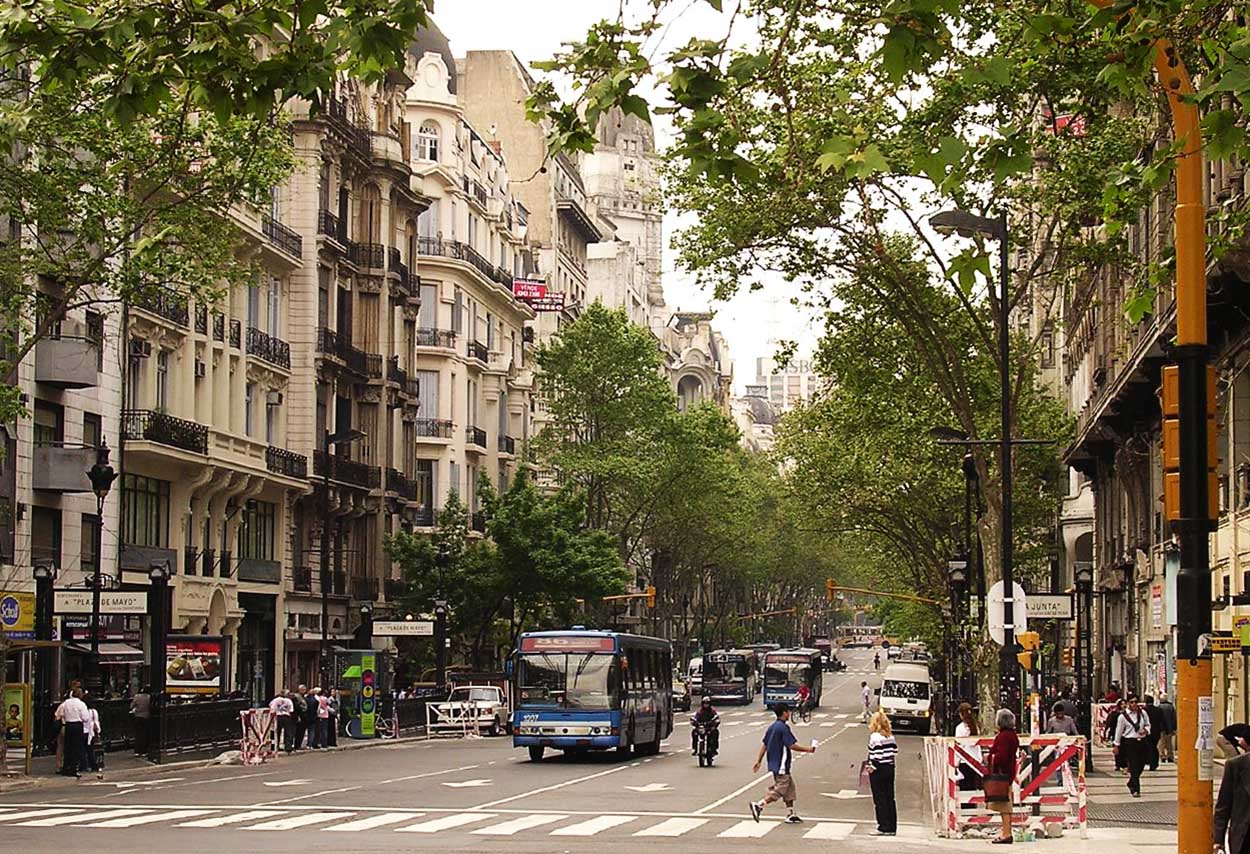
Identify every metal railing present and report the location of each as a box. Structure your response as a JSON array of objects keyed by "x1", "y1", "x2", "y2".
[
  {"x1": 184, "y1": 546, "x2": 197, "y2": 576},
  {"x1": 386, "y1": 467, "x2": 418, "y2": 501},
  {"x1": 403, "y1": 378, "x2": 420, "y2": 399},
  {"x1": 472, "y1": 180, "x2": 489, "y2": 208},
  {"x1": 228, "y1": 319, "x2": 241, "y2": 349},
  {"x1": 317, "y1": 327, "x2": 383, "y2": 378},
  {"x1": 122, "y1": 409, "x2": 209, "y2": 454},
  {"x1": 387, "y1": 355, "x2": 408, "y2": 386},
  {"x1": 195, "y1": 304, "x2": 208, "y2": 334},
  {"x1": 248, "y1": 326, "x2": 291, "y2": 369},
  {"x1": 415, "y1": 328, "x2": 456, "y2": 348},
  {"x1": 219, "y1": 550, "x2": 232, "y2": 579},
  {"x1": 411, "y1": 504, "x2": 435, "y2": 527},
  {"x1": 348, "y1": 241, "x2": 385, "y2": 269},
  {"x1": 293, "y1": 566, "x2": 313, "y2": 592},
  {"x1": 201, "y1": 548, "x2": 215, "y2": 576},
  {"x1": 134, "y1": 291, "x2": 189, "y2": 326},
  {"x1": 466, "y1": 339, "x2": 488, "y2": 362},
  {"x1": 415, "y1": 418, "x2": 453, "y2": 438},
  {"x1": 384, "y1": 578, "x2": 408, "y2": 602},
  {"x1": 324, "y1": 94, "x2": 372, "y2": 157},
  {"x1": 266, "y1": 446, "x2": 308, "y2": 479},
  {"x1": 318, "y1": 209, "x2": 344, "y2": 242},
  {"x1": 466, "y1": 425, "x2": 487, "y2": 448},
  {"x1": 416, "y1": 237, "x2": 513, "y2": 288},
  {"x1": 212, "y1": 312, "x2": 225, "y2": 341},
  {"x1": 498, "y1": 435, "x2": 516, "y2": 455},
  {"x1": 262, "y1": 214, "x2": 303, "y2": 257},
  {"x1": 471, "y1": 511, "x2": 486, "y2": 533},
  {"x1": 158, "y1": 698, "x2": 250, "y2": 758},
  {"x1": 313, "y1": 450, "x2": 382, "y2": 489}
]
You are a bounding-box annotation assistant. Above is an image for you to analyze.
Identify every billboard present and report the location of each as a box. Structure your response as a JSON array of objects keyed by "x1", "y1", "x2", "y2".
[
  {"x1": 511, "y1": 278, "x2": 566, "y2": 312},
  {"x1": 166, "y1": 635, "x2": 225, "y2": 694},
  {"x1": 0, "y1": 591, "x2": 35, "y2": 638}
]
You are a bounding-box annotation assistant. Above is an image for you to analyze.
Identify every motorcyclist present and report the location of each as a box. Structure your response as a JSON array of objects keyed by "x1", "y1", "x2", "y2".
[
  {"x1": 691, "y1": 696, "x2": 720, "y2": 757},
  {"x1": 873, "y1": 651, "x2": 881, "y2": 670}
]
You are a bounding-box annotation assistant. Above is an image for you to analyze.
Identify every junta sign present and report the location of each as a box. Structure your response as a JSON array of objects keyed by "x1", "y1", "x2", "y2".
[
  {"x1": 372, "y1": 620, "x2": 434, "y2": 637},
  {"x1": 1026, "y1": 594, "x2": 1073, "y2": 621}
]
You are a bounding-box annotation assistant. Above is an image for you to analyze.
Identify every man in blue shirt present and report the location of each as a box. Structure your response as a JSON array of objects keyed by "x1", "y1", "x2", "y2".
[{"x1": 750, "y1": 704, "x2": 817, "y2": 824}]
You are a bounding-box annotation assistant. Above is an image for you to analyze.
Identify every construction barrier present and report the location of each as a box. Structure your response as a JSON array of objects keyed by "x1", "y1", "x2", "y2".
[
  {"x1": 239, "y1": 708, "x2": 277, "y2": 765},
  {"x1": 1092, "y1": 703, "x2": 1116, "y2": 747},
  {"x1": 922, "y1": 734, "x2": 1087, "y2": 839},
  {"x1": 425, "y1": 701, "x2": 484, "y2": 739}
]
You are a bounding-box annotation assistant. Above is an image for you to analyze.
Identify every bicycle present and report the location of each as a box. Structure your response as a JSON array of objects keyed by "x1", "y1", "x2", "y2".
[{"x1": 797, "y1": 698, "x2": 812, "y2": 724}]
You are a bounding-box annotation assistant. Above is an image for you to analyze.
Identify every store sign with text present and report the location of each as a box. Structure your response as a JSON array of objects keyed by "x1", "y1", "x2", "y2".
[
  {"x1": 511, "y1": 277, "x2": 565, "y2": 312},
  {"x1": 61, "y1": 614, "x2": 141, "y2": 643},
  {"x1": 55, "y1": 591, "x2": 147, "y2": 614},
  {"x1": 166, "y1": 635, "x2": 224, "y2": 694},
  {"x1": 1026, "y1": 593, "x2": 1073, "y2": 621}
]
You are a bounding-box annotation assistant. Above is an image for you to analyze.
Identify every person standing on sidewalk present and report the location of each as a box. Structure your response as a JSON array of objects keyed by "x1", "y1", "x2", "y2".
[
  {"x1": 1214, "y1": 739, "x2": 1249, "y2": 854},
  {"x1": 326, "y1": 689, "x2": 339, "y2": 748},
  {"x1": 1045, "y1": 703, "x2": 1078, "y2": 736},
  {"x1": 861, "y1": 681, "x2": 872, "y2": 722},
  {"x1": 292, "y1": 685, "x2": 308, "y2": 749},
  {"x1": 1143, "y1": 696, "x2": 1163, "y2": 770},
  {"x1": 866, "y1": 710, "x2": 898, "y2": 836},
  {"x1": 1113, "y1": 694, "x2": 1150, "y2": 798},
  {"x1": 1156, "y1": 695, "x2": 1176, "y2": 763},
  {"x1": 306, "y1": 687, "x2": 322, "y2": 749},
  {"x1": 82, "y1": 699, "x2": 103, "y2": 778},
  {"x1": 269, "y1": 691, "x2": 294, "y2": 753},
  {"x1": 54, "y1": 688, "x2": 89, "y2": 778},
  {"x1": 316, "y1": 688, "x2": 330, "y2": 747},
  {"x1": 129, "y1": 688, "x2": 151, "y2": 756},
  {"x1": 986, "y1": 709, "x2": 1020, "y2": 845},
  {"x1": 749, "y1": 703, "x2": 817, "y2": 825}
]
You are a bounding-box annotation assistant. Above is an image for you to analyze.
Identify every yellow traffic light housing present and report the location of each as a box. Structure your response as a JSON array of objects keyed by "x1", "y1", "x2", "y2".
[
  {"x1": 1160, "y1": 365, "x2": 1219, "y2": 521},
  {"x1": 1017, "y1": 651, "x2": 1033, "y2": 671},
  {"x1": 1016, "y1": 631, "x2": 1040, "y2": 651},
  {"x1": 645, "y1": 585, "x2": 656, "y2": 608},
  {"x1": 825, "y1": 578, "x2": 836, "y2": 602}
]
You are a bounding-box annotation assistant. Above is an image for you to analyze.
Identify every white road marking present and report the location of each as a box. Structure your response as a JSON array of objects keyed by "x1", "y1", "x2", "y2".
[
  {"x1": 396, "y1": 813, "x2": 497, "y2": 833},
  {"x1": 0, "y1": 809, "x2": 84, "y2": 823},
  {"x1": 550, "y1": 814, "x2": 636, "y2": 835},
  {"x1": 263, "y1": 778, "x2": 312, "y2": 787},
  {"x1": 442, "y1": 779, "x2": 493, "y2": 788},
  {"x1": 804, "y1": 822, "x2": 856, "y2": 839},
  {"x1": 471, "y1": 813, "x2": 567, "y2": 835},
  {"x1": 470, "y1": 760, "x2": 639, "y2": 809},
  {"x1": 245, "y1": 812, "x2": 356, "y2": 830},
  {"x1": 624, "y1": 782, "x2": 672, "y2": 792},
  {"x1": 819, "y1": 722, "x2": 836, "y2": 728},
  {"x1": 633, "y1": 817, "x2": 709, "y2": 836},
  {"x1": 835, "y1": 713, "x2": 851, "y2": 719},
  {"x1": 325, "y1": 812, "x2": 421, "y2": 831},
  {"x1": 820, "y1": 790, "x2": 869, "y2": 800},
  {"x1": 82, "y1": 809, "x2": 214, "y2": 827},
  {"x1": 718, "y1": 819, "x2": 781, "y2": 837},
  {"x1": 15, "y1": 809, "x2": 150, "y2": 826},
  {"x1": 87, "y1": 778, "x2": 185, "y2": 789},
  {"x1": 178, "y1": 810, "x2": 284, "y2": 827}
]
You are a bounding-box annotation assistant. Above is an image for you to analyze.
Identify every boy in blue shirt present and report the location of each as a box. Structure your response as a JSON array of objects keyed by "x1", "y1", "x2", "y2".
[{"x1": 750, "y1": 704, "x2": 817, "y2": 824}]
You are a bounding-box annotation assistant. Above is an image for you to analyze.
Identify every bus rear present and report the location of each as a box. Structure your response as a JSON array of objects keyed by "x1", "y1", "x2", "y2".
[
  {"x1": 701, "y1": 651, "x2": 755, "y2": 704},
  {"x1": 762, "y1": 649, "x2": 822, "y2": 709}
]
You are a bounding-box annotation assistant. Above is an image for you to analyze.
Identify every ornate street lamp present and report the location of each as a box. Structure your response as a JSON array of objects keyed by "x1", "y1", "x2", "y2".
[{"x1": 85, "y1": 440, "x2": 117, "y2": 689}]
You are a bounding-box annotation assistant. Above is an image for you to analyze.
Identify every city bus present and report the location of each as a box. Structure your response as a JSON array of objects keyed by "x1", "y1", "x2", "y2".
[
  {"x1": 836, "y1": 625, "x2": 884, "y2": 648},
  {"x1": 701, "y1": 649, "x2": 758, "y2": 704},
  {"x1": 512, "y1": 630, "x2": 673, "y2": 762},
  {"x1": 762, "y1": 648, "x2": 824, "y2": 710}
]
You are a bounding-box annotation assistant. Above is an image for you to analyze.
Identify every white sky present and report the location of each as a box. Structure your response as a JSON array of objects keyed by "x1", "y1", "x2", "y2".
[{"x1": 432, "y1": 0, "x2": 823, "y2": 391}]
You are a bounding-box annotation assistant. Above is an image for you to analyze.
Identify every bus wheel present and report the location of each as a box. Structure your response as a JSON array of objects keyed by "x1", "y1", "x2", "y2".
[{"x1": 528, "y1": 746, "x2": 544, "y2": 762}]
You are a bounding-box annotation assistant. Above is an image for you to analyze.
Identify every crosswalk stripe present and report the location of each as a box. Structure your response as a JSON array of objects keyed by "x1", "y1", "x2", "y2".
[
  {"x1": 835, "y1": 714, "x2": 850, "y2": 719},
  {"x1": 0, "y1": 809, "x2": 84, "y2": 823},
  {"x1": 551, "y1": 815, "x2": 636, "y2": 836},
  {"x1": 472, "y1": 814, "x2": 567, "y2": 835},
  {"x1": 83, "y1": 809, "x2": 215, "y2": 827},
  {"x1": 325, "y1": 812, "x2": 421, "y2": 832},
  {"x1": 16, "y1": 809, "x2": 151, "y2": 827},
  {"x1": 245, "y1": 812, "x2": 355, "y2": 830},
  {"x1": 633, "y1": 817, "x2": 709, "y2": 837},
  {"x1": 396, "y1": 813, "x2": 497, "y2": 833},
  {"x1": 804, "y1": 822, "x2": 856, "y2": 839},
  {"x1": 179, "y1": 810, "x2": 284, "y2": 827},
  {"x1": 718, "y1": 819, "x2": 781, "y2": 838},
  {"x1": 819, "y1": 722, "x2": 836, "y2": 728}
]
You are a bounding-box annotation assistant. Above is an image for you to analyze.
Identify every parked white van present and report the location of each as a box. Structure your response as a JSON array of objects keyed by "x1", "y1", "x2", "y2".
[{"x1": 877, "y1": 661, "x2": 936, "y2": 733}]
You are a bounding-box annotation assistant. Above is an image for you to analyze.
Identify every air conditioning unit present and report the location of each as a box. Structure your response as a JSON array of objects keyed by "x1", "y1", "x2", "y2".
[
  {"x1": 129, "y1": 338, "x2": 152, "y2": 358},
  {"x1": 194, "y1": 360, "x2": 206, "y2": 379},
  {"x1": 266, "y1": 391, "x2": 284, "y2": 406}
]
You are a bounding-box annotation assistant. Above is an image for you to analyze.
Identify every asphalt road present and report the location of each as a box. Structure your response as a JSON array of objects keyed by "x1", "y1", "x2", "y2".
[{"x1": 0, "y1": 648, "x2": 939, "y2": 853}]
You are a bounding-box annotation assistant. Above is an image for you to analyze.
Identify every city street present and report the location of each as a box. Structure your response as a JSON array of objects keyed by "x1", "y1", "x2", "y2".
[{"x1": 0, "y1": 650, "x2": 937, "y2": 853}]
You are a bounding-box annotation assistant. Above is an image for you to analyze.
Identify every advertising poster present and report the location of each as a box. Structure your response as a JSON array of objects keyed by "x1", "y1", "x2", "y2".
[
  {"x1": 166, "y1": 635, "x2": 224, "y2": 694},
  {"x1": 4, "y1": 683, "x2": 29, "y2": 746},
  {"x1": 0, "y1": 591, "x2": 36, "y2": 639},
  {"x1": 360, "y1": 653, "x2": 377, "y2": 738}
]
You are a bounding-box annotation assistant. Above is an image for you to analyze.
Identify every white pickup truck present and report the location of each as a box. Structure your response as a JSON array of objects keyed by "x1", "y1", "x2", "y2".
[{"x1": 429, "y1": 685, "x2": 511, "y2": 736}]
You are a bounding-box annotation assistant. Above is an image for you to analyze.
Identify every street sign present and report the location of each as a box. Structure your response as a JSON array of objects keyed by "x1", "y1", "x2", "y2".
[
  {"x1": 987, "y1": 581, "x2": 1029, "y2": 646},
  {"x1": 1210, "y1": 634, "x2": 1241, "y2": 654},
  {"x1": 372, "y1": 620, "x2": 434, "y2": 637},
  {"x1": 1026, "y1": 593, "x2": 1073, "y2": 621},
  {"x1": 55, "y1": 591, "x2": 147, "y2": 614}
]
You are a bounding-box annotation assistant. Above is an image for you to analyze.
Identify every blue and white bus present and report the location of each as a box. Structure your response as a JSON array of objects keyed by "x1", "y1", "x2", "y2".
[
  {"x1": 512, "y1": 630, "x2": 673, "y2": 762},
  {"x1": 701, "y1": 649, "x2": 758, "y2": 704},
  {"x1": 762, "y1": 648, "x2": 824, "y2": 710}
]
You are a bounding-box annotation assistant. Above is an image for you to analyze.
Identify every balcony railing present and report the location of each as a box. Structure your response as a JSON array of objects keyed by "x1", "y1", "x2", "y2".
[
  {"x1": 313, "y1": 450, "x2": 381, "y2": 489},
  {"x1": 466, "y1": 340, "x2": 488, "y2": 362},
  {"x1": 415, "y1": 328, "x2": 456, "y2": 348},
  {"x1": 472, "y1": 180, "x2": 489, "y2": 208},
  {"x1": 292, "y1": 566, "x2": 312, "y2": 592},
  {"x1": 415, "y1": 418, "x2": 453, "y2": 438},
  {"x1": 266, "y1": 446, "x2": 308, "y2": 479},
  {"x1": 351, "y1": 576, "x2": 379, "y2": 602},
  {"x1": 348, "y1": 241, "x2": 385, "y2": 269},
  {"x1": 122, "y1": 409, "x2": 209, "y2": 454},
  {"x1": 416, "y1": 237, "x2": 513, "y2": 288},
  {"x1": 248, "y1": 326, "x2": 291, "y2": 369},
  {"x1": 316, "y1": 327, "x2": 383, "y2": 378},
  {"x1": 384, "y1": 578, "x2": 407, "y2": 602},
  {"x1": 387, "y1": 355, "x2": 408, "y2": 386},
  {"x1": 386, "y1": 467, "x2": 419, "y2": 501},
  {"x1": 201, "y1": 548, "x2": 215, "y2": 577},
  {"x1": 403, "y1": 378, "x2": 420, "y2": 399},
  {"x1": 318, "y1": 209, "x2": 345, "y2": 242},
  {"x1": 184, "y1": 546, "x2": 197, "y2": 576},
  {"x1": 262, "y1": 214, "x2": 303, "y2": 258},
  {"x1": 134, "y1": 291, "x2": 189, "y2": 326},
  {"x1": 220, "y1": 550, "x2": 232, "y2": 579},
  {"x1": 498, "y1": 434, "x2": 516, "y2": 456},
  {"x1": 195, "y1": 304, "x2": 208, "y2": 334},
  {"x1": 412, "y1": 504, "x2": 435, "y2": 527},
  {"x1": 212, "y1": 312, "x2": 225, "y2": 341},
  {"x1": 228, "y1": 319, "x2": 241, "y2": 349},
  {"x1": 319, "y1": 568, "x2": 347, "y2": 596},
  {"x1": 324, "y1": 94, "x2": 372, "y2": 157},
  {"x1": 471, "y1": 511, "x2": 486, "y2": 533},
  {"x1": 466, "y1": 425, "x2": 487, "y2": 448}
]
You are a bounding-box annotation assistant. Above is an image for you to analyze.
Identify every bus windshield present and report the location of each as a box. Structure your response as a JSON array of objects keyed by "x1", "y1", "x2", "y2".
[
  {"x1": 764, "y1": 662, "x2": 811, "y2": 691},
  {"x1": 517, "y1": 652, "x2": 618, "y2": 710},
  {"x1": 704, "y1": 659, "x2": 750, "y2": 682}
]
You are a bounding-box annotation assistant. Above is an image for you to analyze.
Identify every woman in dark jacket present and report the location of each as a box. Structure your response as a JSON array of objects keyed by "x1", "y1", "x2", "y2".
[
  {"x1": 986, "y1": 708, "x2": 1020, "y2": 844},
  {"x1": 1105, "y1": 699, "x2": 1126, "y2": 770}
]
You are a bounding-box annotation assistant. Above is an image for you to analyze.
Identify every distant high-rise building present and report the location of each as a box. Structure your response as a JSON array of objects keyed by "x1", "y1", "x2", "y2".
[{"x1": 754, "y1": 352, "x2": 822, "y2": 411}]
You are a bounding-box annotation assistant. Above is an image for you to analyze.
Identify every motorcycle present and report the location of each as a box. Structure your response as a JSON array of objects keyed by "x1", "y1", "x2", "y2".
[
  {"x1": 692, "y1": 717, "x2": 719, "y2": 767},
  {"x1": 825, "y1": 656, "x2": 847, "y2": 672}
]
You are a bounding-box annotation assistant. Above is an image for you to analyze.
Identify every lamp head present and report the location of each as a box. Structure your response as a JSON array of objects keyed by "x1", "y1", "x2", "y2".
[
  {"x1": 148, "y1": 560, "x2": 171, "y2": 581},
  {"x1": 33, "y1": 561, "x2": 56, "y2": 582},
  {"x1": 87, "y1": 440, "x2": 118, "y2": 500}
]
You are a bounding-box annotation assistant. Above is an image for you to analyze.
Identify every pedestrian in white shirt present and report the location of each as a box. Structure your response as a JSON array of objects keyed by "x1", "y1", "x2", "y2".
[
  {"x1": 861, "y1": 681, "x2": 872, "y2": 722},
  {"x1": 1113, "y1": 694, "x2": 1151, "y2": 798},
  {"x1": 269, "y1": 692, "x2": 295, "y2": 753},
  {"x1": 84, "y1": 702, "x2": 103, "y2": 778},
  {"x1": 54, "y1": 689, "x2": 89, "y2": 778}
]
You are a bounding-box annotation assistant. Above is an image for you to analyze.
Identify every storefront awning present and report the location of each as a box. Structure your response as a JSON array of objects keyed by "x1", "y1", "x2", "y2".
[{"x1": 64, "y1": 642, "x2": 144, "y2": 663}]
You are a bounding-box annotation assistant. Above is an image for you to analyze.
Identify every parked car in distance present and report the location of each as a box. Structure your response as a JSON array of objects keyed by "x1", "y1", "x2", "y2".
[
  {"x1": 672, "y1": 673, "x2": 692, "y2": 711},
  {"x1": 430, "y1": 685, "x2": 511, "y2": 736}
]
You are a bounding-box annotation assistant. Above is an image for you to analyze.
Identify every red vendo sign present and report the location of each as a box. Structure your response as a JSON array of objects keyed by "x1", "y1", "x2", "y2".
[{"x1": 512, "y1": 279, "x2": 547, "y2": 300}]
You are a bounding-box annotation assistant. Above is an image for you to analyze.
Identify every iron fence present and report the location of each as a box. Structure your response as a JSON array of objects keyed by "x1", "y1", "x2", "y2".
[
  {"x1": 248, "y1": 326, "x2": 292, "y2": 369},
  {"x1": 122, "y1": 409, "x2": 209, "y2": 454},
  {"x1": 262, "y1": 214, "x2": 303, "y2": 257}
]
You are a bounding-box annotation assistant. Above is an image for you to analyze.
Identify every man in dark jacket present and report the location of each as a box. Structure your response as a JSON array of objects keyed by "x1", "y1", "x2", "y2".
[
  {"x1": 1143, "y1": 696, "x2": 1164, "y2": 771},
  {"x1": 291, "y1": 685, "x2": 308, "y2": 750},
  {"x1": 1214, "y1": 746, "x2": 1249, "y2": 854},
  {"x1": 1157, "y1": 695, "x2": 1177, "y2": 763}
]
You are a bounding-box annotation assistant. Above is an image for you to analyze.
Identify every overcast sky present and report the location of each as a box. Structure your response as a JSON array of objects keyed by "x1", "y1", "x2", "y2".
[{"x1": 432, "y1": 0, "x2": 823, "y2": 391}]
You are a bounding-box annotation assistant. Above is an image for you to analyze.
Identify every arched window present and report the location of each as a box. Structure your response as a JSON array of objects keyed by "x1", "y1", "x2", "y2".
[
  {"x1": 416, "y1": 121, "x2": 440, "y2": 162},
  {"x1": 677, "y1": 375, "x2": 704, "y2": 411}
]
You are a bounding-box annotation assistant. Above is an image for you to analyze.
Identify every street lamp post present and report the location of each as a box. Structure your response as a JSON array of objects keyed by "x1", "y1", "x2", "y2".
[
  {"x1": 930, "y1": 209, "x2": 1019, "y2": 714},
  {"x1": 147, "y1": 560, "x2": 170, "y2": 763},
  {"x1": 434, "y1": 541, "x2": 450, "y2": 693},
  {"x1": 1074, "y1": 561, "x2": 1095, "y2": 770},
  {"x1": 948, "y1": 555, "x2": 969, "y2": 710},
  {"x1": 86, "y1": 440, "x2": 117, "y2": 692},
  {"x1": 33, "y1": 561, "x2": 56, "y2": 752},
  {"x1": 319, "y1": 427, "x2": 366, "y2": 690}
]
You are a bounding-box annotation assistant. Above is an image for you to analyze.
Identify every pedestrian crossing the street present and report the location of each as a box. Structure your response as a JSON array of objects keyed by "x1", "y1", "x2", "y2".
[{"x1": 0, "y1": 804, "x2": 878, "y2": 841}]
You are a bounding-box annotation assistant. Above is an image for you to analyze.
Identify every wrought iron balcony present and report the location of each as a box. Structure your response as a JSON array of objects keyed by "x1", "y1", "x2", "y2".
[
  {"x1": 292, "y1": 566, "x2": 312, "y2": 592},
  {"x1": 262, "y1": 214, "x2": 303, "y2": 258},
  {"x1": 248, "y1": 326, "x2": 291, "y2": 369},
  {"x1": 266, "y1": 446, "x2": 308, "y2": 479},
  {"x1": 414, "y1": 418, "x2": 453, "y2": 438},
  {"x1": 412, "y1": 504, "x2": 435, "y2": 527},
  {"x1": 348, "y1": 241, "x2": 385, "y2": 269},
  {"x1": 318, "y1": 568, "x2": 347, "y2": 596},
  {"x1": 195, "y1": 304, "x2": 208, "y2": 334},
  {"x1": 466, "y1": 339, "x2": 488, "y2": 363},
  {"x1": 184, "y1": 546, "x2": 197, "y2": 576},
  {"x1": 212, "y1": 312, "x2": 225, "y2": 341},
  {"x1": 317, "y1": 327, "x2": 383, "y2": 378},
  {"x1": 416, "y1": 237, "x2": 513, "y2": 288},
  {"x1": 351, "y1": 576, "x2": 379, "y2": 602},
  {"x1": 133, "y1": 291, "x2": 189, "y2": 326},
  {"x1": 219, "y1": 550, "x2": 233, "y2": 579},
  {"x1": 201, "y1": 548, "x2": 215, "y2": 577},
  {"x1": 471, "y1": 511, "x2": 486, "y2": 533},
  {"x1": 402, "y1": 378, "x2": 420, "y2": 399},
  {"x1": 122, "y1": 409, "x2": 209, "y2": 454},
  {"x1": 466, "y1": 425, "x2": 487, "y2": 448},
  {"x1": 471, "y1": 180, "x2": 489, "y2": 208},
  {"x1": 313, "y1": 450, "x2": 381, "y2": 490},
  {"x1": 386, "y1": 468, "x2": 418, "y2": 501},
  {"x1": 415, "y1": 328, "x2": 456, "y2": 349},
  {"x1": 498, "y1": 435, "x2": 516, "y2": 456},
  {"x1": 387, "y1": 355, "x2": 408, "y2": 386},
  {"x1": 228, "y1": 319, "x2": 241, "y2": 349},
  {"x1": 317, "y1": 209, "x2": 345, "y2": 243}
]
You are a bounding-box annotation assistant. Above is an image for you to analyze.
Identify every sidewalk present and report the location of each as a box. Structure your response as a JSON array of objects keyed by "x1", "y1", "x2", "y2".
[{"x1": 1083, "y1": 744, "x2": 1227, "y2": 828}]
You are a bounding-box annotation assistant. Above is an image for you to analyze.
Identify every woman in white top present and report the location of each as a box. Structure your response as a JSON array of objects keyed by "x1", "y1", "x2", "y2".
[
  {"x1": 867, "y1": 710, "x2": 898, "y2": 836},
  {"x1": 85, "y1": 704, "x2": 103, "y2": 777},
  {"x1": 954, "y1": 702, "x2": 981, "y2": 791}
]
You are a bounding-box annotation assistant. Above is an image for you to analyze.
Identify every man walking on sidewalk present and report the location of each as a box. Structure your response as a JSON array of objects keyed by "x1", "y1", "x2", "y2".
[
  {"x1": 1213, "y1": 738, "x2": 1248, "y2": 854},
  {"x1": 1156, "y1": 695, "x2": 1176, "y2": 763},
  {"x1": 749, "y1": 703, "x2": 816, "y2": 825},
  {"x1": 54, "y1": 688, "x2": 89, "y2": 778},
  {"x1": 861, "y1": 681, "x2": 872, "y2": 722},
  {"x1": 292, "y1": 685, "x2": 308, "y2": 750},
  {"x1": 1113, "y1": 694, "x2": 1150, "y2": 798}
]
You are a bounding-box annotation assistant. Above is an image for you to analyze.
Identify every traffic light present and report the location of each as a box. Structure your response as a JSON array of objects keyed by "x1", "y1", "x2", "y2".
[
  {"x1": 1160, "y1": 364, "x2": 1219, "y2": 521},
  {"x1": 1016, "y1": 631, "x2": 1040, "y2": 671},
  {"x1": 645, "y1": 585, "x2": 656, "y2": 608},
  {"x1": 825, "y1": 579, "x2": 836, "y2": 602},
  {"x1": 1062, "y1": 647, "x2": 1073, "y2": 668}
]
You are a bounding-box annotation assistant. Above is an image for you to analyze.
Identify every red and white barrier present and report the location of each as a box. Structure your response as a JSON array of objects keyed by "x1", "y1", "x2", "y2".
[
  {"x1": 239, "y1": 708, "x2": 277, "y2": 765},
  {"x1": 1092, "y1": 703, "x2": 1116, "y2": 747},
  {"x1": 922, "y1": 734, "x2": 1087, "y2": 839}
]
